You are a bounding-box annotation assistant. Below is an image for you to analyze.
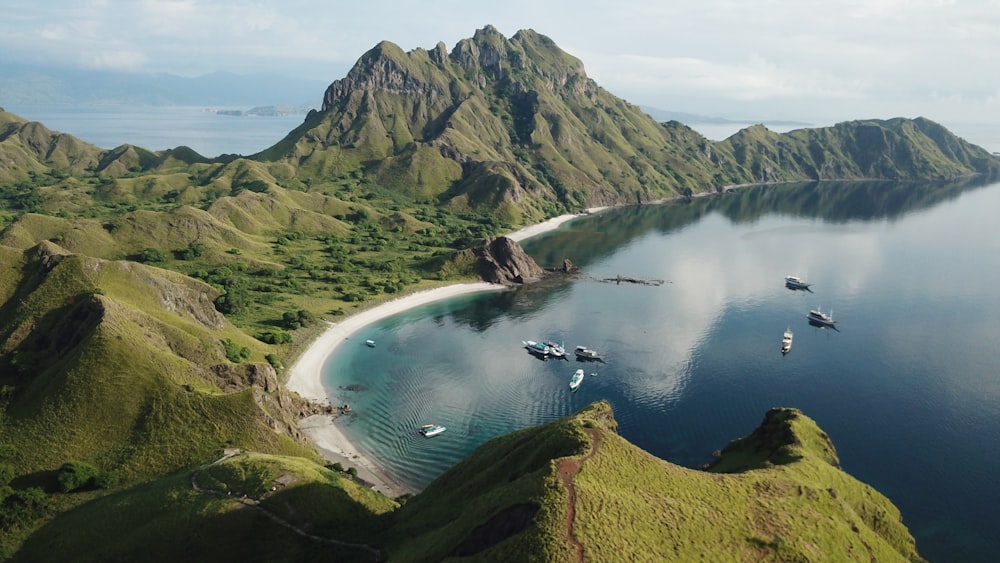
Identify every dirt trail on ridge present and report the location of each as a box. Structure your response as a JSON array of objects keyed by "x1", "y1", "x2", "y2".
[{"x1": 557, "y1": 428, "x2": 603, "y2": 563}]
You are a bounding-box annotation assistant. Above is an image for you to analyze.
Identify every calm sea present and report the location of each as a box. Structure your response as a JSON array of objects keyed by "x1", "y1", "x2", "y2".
[
  {"x1": 1, "y1": 104, "x2": 309, "y2": 157},
  {"x1": 323, "y1": 178, "x2": 1000, "y2": 562}
]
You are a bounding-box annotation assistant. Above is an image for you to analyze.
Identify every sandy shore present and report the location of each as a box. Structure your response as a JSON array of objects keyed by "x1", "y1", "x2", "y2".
[
  {"x1": 286, "y1": 283, "x2": 506, "y2": 497},
  {"x1": 285, "y1": 209, "x2": 605, "y2": 497},
  {"x1": 506, "y1": 208, "x2": 607, "y2": 242}
]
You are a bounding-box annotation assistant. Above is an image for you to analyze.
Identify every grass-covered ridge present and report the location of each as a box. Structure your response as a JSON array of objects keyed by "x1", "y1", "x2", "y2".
[{"x1": 7, "y1": 402, "x2": 923, "y2": 562}]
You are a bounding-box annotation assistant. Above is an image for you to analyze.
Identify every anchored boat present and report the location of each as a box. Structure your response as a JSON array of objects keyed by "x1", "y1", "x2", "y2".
[
  {"x1": 544, "y1": 341, "x2": 567, "y2": 359},
  {"x1": 419, "y1": 424, "x2": 446, "y2": 437},
  {"x1": 781, "y1": 328, "x2": 793, "y2": 354},
  {"x1": 807, "y1": 308, "x2": 836, "y2": 326},
  {"x1": 785, "y1": 275, "x2": 812, "y2": 290},
  {"x1": 523, "y1": 340, "x2": 550, "y2": 358},
  {"x1": 574, "y1": 346, "x2": 604, "y2": 361}
]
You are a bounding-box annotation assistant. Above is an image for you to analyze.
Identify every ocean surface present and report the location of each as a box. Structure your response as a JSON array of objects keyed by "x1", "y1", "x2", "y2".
[
  {"x1": 322, "y1": 177, "x2": 1000, "y2": 562},
  {"x1": 1, "y1": 104, "x2": 310, "y2": 157}
]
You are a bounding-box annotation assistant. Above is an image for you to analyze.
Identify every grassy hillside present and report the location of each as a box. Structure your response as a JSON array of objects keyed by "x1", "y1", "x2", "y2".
[
  {"x1": 7, "y1": 402, "x2": 923, "y2": 562},
  {"x1": 0, "y1": 242, "x2": 323, "y2": 557},
  {"x1": 254, "y1": 26, "x2": 999, "y2": 217}
]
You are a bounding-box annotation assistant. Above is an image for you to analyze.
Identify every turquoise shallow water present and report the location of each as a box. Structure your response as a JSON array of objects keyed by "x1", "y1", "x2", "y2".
[{"x1": 323, "y1": 178, "x2": 1000, "y2": 562}]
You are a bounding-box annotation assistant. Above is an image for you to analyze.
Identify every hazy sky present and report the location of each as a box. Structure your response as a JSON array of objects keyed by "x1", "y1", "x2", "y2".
[{"x1": 3, "y1": 0, "x2": 999, "y2": 126}]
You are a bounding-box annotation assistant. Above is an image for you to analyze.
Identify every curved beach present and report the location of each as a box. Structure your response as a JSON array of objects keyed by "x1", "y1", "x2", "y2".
[{"x1": 285, "y1": 210, "x2": 602, "y2": 497}]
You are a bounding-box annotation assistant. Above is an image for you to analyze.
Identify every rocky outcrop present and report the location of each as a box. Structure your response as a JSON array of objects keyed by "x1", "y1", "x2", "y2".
[{"x1": 473, "y1": 236, "x2": 546, "y2": 285}]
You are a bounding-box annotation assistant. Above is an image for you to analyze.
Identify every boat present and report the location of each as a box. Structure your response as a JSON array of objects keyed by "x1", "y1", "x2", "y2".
[
  {"x1": 785, "y1": 275, "x2": 812, "y2": 290},
  {"x1": 544, "y1": 341, "x2": 567, "y2": 358},
  {"x1": 569, "y1": 369, "x2": 585, "y2": 391},
  {"x1": 807, "y1": 307, "x2": 836, "y2": 326},
  {"x1": 419, "y1": 424, "x2": 446, "y2": 437},
  {"x1": 365, "y1": 339, "x2": 376, "y2": 348},
  {"x1": 781, "y1": 328, "x2": 793, "y2": 354},
  {"x1": 523, "y1": 340, "x2": 551, "y2": 358},
  {"x1": 574, "y1": 346, "x2": 604, "y2": 361}
]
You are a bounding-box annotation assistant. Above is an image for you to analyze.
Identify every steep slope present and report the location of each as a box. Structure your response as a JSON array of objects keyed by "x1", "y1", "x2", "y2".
[
  {"x1": 255, "y1": 26, "x2": 999, "y2": 222},
  {"x1": 0, "y1": 242, "x2": 321, "y2": 484},
  {"x1": 256, "y1": 26, "x2": 731, "y2": 221}
]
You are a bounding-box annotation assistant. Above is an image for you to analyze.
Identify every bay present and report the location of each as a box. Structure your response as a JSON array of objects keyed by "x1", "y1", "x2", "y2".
[{"x1": 322, "y1": 177, "x2": 1000, "y2": 562}]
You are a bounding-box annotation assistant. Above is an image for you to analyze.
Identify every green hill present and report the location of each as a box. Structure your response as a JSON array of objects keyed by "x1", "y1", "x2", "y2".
[
  {"x1": 8, "y1": 402, "x2": 922, "y2": 562},
  {"x1": 254, "y1": 25, "x2": 999, "y2": 219}
]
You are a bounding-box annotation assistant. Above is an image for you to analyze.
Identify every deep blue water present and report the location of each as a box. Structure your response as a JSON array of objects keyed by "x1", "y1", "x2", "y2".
[{"x1": 322, "y1": 178, "x2": 1000, "y2": 562}]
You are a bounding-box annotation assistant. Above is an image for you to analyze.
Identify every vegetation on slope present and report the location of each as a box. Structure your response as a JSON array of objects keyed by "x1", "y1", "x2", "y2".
[
  {"x1": 0, "y1": 25, "x2": 987, "y2": 560},
  {"x1": 6, "y1": 402, "x2": 923, "y2": 562}
]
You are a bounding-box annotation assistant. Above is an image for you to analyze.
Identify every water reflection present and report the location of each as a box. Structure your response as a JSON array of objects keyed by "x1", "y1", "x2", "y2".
[
  {"x1": 325, "y1": 177, "x2": 1000, "y2": 562},
  {"x1": 522, "y1": 175, "x2": 996, "y2": 269}
]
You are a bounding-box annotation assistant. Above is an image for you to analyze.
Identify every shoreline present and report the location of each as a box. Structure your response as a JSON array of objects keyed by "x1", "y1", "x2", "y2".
[{"x1": 284, "y1": 208, "x2": 604, "y2": 497}]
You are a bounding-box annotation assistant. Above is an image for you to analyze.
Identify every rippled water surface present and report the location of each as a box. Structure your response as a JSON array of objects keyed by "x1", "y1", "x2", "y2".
[{"x1": 323, "y1": 178, "x2": 1000, "y2": 562}]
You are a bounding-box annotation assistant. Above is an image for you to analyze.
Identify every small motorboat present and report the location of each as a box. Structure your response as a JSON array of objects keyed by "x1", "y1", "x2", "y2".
[
  {"x1": 569, "y1": 369, "x2": 585, "y2": 392},
  {"x1": 419, "y1": 424, "x2": 446, "y2": 437},
  {"x1": 544, "y1": 341, "x2": 567, "y2": 359},
  {"x1": 365, "y1": 339, "x2": 376, "y2": 348}
]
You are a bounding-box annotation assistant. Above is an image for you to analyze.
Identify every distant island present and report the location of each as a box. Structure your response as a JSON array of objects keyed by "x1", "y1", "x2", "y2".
[
  {"x1": 640, "y1": 105, "x2": 812, "y2": 128},
  {"x1": 206, "y1": 104, "x2": 315, "y2": 117}
]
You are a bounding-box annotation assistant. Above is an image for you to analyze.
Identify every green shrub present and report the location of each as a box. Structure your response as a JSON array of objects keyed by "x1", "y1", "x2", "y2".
[
  {"x1": 265, "y1": 354, "x2": 282, "y2": 370},
  {"x1": 0, "y1": 464, "x2": 14, "y2": 486},
  {"x1": 259, "y1": 330, "x2": 292, "y2": 345},
  {"x1": 280, "y1": 310, "x2": 315, "y2": 330},
  {"x1": 222, "y1": 339, "x2": 251, "y2": 363},
  {"x1": 57, "y1": 461, "x2": 100, "y2": 492},
  {"x1": 137, "y1": 247, "x2": 166, "y2": 263}
]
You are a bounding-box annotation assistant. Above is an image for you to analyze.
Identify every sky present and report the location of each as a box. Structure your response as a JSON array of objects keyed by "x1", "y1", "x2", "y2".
[{"x1": 3, "y1": 0, "x2": 999, "y2": 129}]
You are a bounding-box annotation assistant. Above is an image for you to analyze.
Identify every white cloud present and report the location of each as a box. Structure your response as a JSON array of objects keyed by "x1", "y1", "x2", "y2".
[{"x1": 1, "y1": 0, "x2": 998, "y2": 124}]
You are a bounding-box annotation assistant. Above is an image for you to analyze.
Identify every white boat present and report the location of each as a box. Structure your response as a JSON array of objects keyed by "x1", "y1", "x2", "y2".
[
  {"x1": 807, "y1": 308, "x2": 835, "y2": 326},
  {"x1": 419, "y1": 424, "x2": 446, "y2": 437},
  {"x1": 365, "y1": 339, "x2": 376, "y2": 348},
  {"x1": 523, "y1": 340, "x2": 550, "y2": 357},
  {"x1": 785, "y1": 275, "x2": 812, "y2": 289},
  {"x1": 569, "y1": 369, "x2": 585, "y2": 391},
  {"x1": 544, "y1": 341, "x2": 566, "y2": 358},
  {"x1": 574, "y1": 346, "x2": 604, "y2": 361},
  {"x1": 781, "y1": 328, "x2": 793, "y2": 354}
]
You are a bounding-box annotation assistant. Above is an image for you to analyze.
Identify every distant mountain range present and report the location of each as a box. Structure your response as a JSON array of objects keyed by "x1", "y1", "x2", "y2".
[{"x1": 0, "y1": 61, "x2": 327, "y2": 107}]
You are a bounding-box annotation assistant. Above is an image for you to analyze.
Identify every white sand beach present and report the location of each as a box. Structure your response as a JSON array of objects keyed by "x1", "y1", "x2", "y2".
[
  {"x1": 506, "y1": 208, "x2": 607, "y2": 242},
  {"x1": 285, "y1": 209, "x2": 605, "y2": 497},
  {"x1": 286, "y1": 283, "x2": 506, "y2": 497}
]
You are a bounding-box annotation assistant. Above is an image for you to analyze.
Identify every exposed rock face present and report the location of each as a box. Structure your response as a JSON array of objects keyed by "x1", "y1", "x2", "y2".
[{"x1": 474, "y1": 236, "x2": 546, "y2": 285}]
